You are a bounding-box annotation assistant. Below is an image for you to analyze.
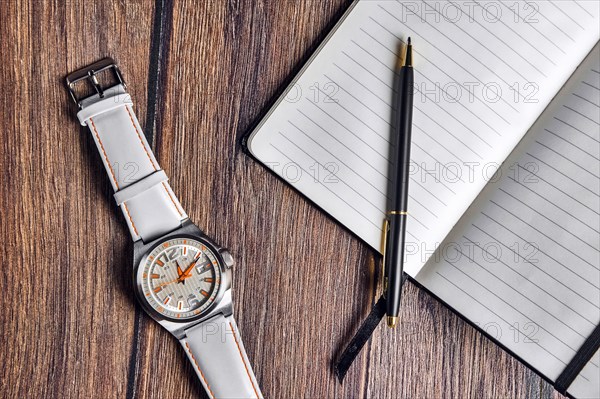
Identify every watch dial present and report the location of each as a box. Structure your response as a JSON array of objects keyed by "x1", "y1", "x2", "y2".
[{"x1": 139, "y1": 237, "x2": 222, "y2": 320}]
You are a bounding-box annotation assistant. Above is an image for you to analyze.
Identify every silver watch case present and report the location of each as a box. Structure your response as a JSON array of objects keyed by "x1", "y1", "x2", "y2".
[{"x1": 133, "y1": 220, "x2": 234, "y2": 339}]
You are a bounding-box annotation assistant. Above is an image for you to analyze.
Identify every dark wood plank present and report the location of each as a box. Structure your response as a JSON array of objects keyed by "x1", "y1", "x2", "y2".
[
  {"x1": 0, "y1": 0, "x2": 570, "y2": 398},
  {"x1": 0, "y1": 1, "x2": 155, "y2": 398}
]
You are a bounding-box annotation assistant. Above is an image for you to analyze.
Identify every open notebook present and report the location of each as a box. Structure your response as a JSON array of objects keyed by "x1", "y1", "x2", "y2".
[{"x1": 244, "y1": 1, "x2": 600, "y2": 396}]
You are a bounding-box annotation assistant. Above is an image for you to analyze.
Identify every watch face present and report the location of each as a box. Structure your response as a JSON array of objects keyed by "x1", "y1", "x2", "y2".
[{"x1": 139, "y1": 237, "x2": 222, "y2": 320}]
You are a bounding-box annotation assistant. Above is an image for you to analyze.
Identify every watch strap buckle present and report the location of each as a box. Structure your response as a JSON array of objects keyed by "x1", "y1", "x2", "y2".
[{"x1": 65, "y1": 58, "x2": 126, "y2": 108}]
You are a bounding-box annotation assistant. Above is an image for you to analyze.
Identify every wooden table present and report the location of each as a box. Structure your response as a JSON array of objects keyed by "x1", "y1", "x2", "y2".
[{"x1": 0, "y1": 1, "x2": 568, "y2": 398}]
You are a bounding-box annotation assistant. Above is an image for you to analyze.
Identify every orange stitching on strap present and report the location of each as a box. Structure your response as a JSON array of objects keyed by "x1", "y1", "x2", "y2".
[
  {"x1": 125, "y1": 105, "x2": 183, "y2": 217},
  {"x1": 229, "y1": 322, "x2": 260, "y2": 398},
  {"x1": 125, "y1": 105, "x2": 158, "y2": 170},
  {"x1": 90, "y1": 118, "x2": 119, "y2": 190},
  {"x1": 123, "y1": 203, "x2": 139, "y2": 237},
  {"x1": 185, "y1": 342, "x2": 215, "y2": 399},
  {"x1": 162, "y1": 182, "x2": 183, "y2": 217},
  {"x1": 90, "y1": 118, "x2": 139, "y2": 238}
]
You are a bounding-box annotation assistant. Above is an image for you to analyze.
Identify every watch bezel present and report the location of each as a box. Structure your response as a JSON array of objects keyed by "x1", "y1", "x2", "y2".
[{"x1": 134, "y1": 233, "x2": 229, "y2": 323}]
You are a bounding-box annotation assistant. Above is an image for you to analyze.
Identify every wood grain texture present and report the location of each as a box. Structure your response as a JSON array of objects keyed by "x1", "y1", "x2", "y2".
[{"x1": 0, "y1": 1, "x2": 569, "y2": 398}]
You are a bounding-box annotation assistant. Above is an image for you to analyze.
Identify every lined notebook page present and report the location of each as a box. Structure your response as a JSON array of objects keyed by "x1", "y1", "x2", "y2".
[
  {"x1": 416, "y1": 45, "x2": 600, "y2": 395},
  {"x1": 248, "y1": 0, "x2": 600, "y2": 277}
]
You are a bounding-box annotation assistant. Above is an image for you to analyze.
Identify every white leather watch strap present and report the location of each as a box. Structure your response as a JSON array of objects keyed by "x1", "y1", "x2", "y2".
[
  {"x1": 181, "y1": 314, "x2": 263, "y2": 399},
  {"x1": 77, "y1": 84, "x2": 187, "y2": 242}
]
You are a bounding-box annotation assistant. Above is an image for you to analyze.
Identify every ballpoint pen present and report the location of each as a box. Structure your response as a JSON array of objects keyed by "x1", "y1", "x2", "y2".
[{"x1": 384, "y1": 37, "x2": 414, "y2": 328}]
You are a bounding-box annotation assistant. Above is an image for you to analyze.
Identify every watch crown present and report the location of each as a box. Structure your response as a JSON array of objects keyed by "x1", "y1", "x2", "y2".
[{"x1": 219, "y1": 248, "x2": 234, "y2": 269}]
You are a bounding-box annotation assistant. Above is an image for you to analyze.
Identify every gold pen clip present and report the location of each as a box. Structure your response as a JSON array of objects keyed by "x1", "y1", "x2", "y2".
[{"x1": 381, "y1": 218, "x2": 390, "y2": 295}]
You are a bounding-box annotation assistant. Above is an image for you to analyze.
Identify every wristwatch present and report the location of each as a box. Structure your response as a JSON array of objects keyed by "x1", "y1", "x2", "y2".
[{"x1": 66, "y1": 58, "x2": 263, "y2": 399}]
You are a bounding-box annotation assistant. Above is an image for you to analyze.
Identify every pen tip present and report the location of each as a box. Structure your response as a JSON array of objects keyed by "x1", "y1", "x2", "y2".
[
  {"x1": 404, "y1": 37, "x2": 413, "y2": 67},
  {"x1": 387, "y1": 316, "x2": 398, "y2": 328}
]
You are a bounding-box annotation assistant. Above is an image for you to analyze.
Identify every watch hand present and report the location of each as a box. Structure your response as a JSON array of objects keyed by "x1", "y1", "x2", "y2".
[
  {"x1": 154, "y1": 277, "x2": 180, "y2": 291},
  {"x1": 178, "y1": 258, "x2": 199, "y2": 282},
  {"x1": 175, "y1": 260, "x2": 184, "y2": 279}
]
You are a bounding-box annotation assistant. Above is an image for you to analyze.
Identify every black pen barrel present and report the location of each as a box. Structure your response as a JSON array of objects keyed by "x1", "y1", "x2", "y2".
[
  {"x1": 385, "y1": 213, "x2": 408, "y2": 318},
  {"x1": 390, "y1": 67, "x2": 413, "y2": 212}
]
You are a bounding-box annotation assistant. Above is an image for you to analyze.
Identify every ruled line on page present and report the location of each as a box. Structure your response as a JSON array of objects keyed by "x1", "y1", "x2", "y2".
[
  {"x1": 358, "y1": 25, "x2": 514, "y2": 122},
  {"x1": 502, "y1": 1, "x2": 564, "y2": 52},
  {"x1": 461, "y1": 235, "x2": 598, "y2": 326},
  {"x1": 303, "y1": 99, "x2": 388, "y2": 160},
  {"x1": 339, "y1": 48, "x2": 490, "y2": 157},
  {"x1": 468, "y1": 221, "x2": 599, "y2": 308},
  {"x1": 322, "y1": 74, "x2": 460, "y2": 194},
  {"x1": 507, "y1": 176, "x2": 600, "y2": 234},
  {"x1": 549, "y1": 1, "x2": 586, "y2": 31},
  {"x1": 554, "y1": 116, "x2": 599, "y2": 142},
  {"x1": 479, "y1": 210, "x2": 599, "y2": 287},
  {"x1": 533, "y1": 140, "x2": 599, "y2": 179},
  {"x1": 544, "y1": 129, "x2": 600, "y2": 162},
  {"x1": 574, "y1": 0, "x2": 595, "y2": 18},
  {"x1": 268, "y1": 143, "x2": 385, "y2": 233},
  {"x1": 437, "y1": 0, "x2": 549, "y2": 76},
  {"x1": 277, "y1": 131, "x2": 386, "y2": 214},
  {"x1": 496, "y1": 188, "x2": 598, "y2": 251},
  {"x1": 367, "y1": 14, "x2": 521, "y2": 112},
  {"x1": 525, "y1": 152, "x2": 597, "y2": 196},
  {"x1": 515, "y1": 163, "x2": 599, "y2": 214},
  {"x1": 383, "y1": 2, "x2": 528, "y2": 82},
  {"x1": 440, "y1": 250, "x2": 585, "y2": 352},
  {"x1": 284, "y1": 120, "x2": 437, "y2": 230},
  {"x1": 434, "y1": 270, "x2": 569, "y2": 365},
  {"x1": 486, "y1": 199, "x2": 598, "y2": 272},
  {"x1": 530, "y1": 4, "x2": 575, "y2": 42},
  {"x1": 582, "y1": 81, "x2": 600, "y2": 91},
  {"x1": 339, "y1": 49, "x2": 488, "y2": 159},
  {"x1": 307, "y1": 103, "x2": 452, "y2": 207},
  {"x1": 350, "y1": 36, "x2": 503, "y2": 138},
  {"x1": 573, "y1": 93, "x2": 599, "y2": 108},
  {"x1": 287, "y1": 120, "x2": 389, "y2": 196},
  {"x1": 473, "y1": 0, "x2": 557, "y2": 65},
  {"x1": 564, "y1": 104, "x2": 600, "y2": 125}
]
